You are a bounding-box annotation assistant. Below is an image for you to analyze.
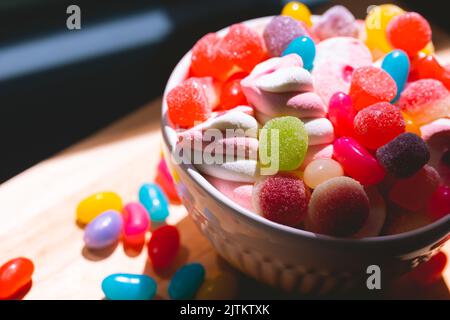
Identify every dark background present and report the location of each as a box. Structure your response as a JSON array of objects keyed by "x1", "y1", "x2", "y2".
[{"x1": 0, "y1": 0, "x2": 448, "y2": 183}]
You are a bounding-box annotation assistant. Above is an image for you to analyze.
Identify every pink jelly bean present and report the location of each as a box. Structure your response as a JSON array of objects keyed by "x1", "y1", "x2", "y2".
[
  {"x1": 333, "y1": 137, "x2": 385, "y2": 185},
  {"x1": 122, "y1": 202, "x2": 150, "y2": 245},
  {"x1": 427, "y1": 185, "x2": 450, "y2": 221},
  {"x1": 327, "y1": 92, "x2": 356, "y2": 137}
]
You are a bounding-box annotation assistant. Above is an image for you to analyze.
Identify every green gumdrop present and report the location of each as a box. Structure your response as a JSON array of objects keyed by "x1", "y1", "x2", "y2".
[{"x1": 259, "y1": 116, "x2": 308, "y2": 172}]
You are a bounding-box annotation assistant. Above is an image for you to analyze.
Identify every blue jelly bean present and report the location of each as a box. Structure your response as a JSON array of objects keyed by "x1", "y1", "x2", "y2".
[
  {"x1": 282, "y1": 36, "x2": 316, "y2": 71},
  {"x1": 139, "y1": 183, "x2": 169, "y2": 222},
  {"x1": 381, "y1": 50, "x2": 410, "y2": 103},
  {"x1": 102, "y1": 273, "x2": 157, "y2": 300},
  {"x1": 168, "y1": 263, "x2": 205, "y2": 300},
  {"x1": 83, "y1": 210, "x2": 123, "y2": 249}
]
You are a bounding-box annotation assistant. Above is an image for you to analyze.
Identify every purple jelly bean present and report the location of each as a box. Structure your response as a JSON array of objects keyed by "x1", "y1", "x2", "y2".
[
  {"x1": 312, "y1": 5, "x2": 358, "y2": 40},
  {"x1": 83, "y1": 210, "x2": 123, "y2": 249},
  {"x1": 263, "y1": 16, "x2": 309, "y2": 57}
]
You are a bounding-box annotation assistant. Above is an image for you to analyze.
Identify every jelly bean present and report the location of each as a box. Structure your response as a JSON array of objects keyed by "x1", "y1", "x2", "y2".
[
  {"x1": 0, "y1": 257, "x2": 34, "y2": 299},
  {"x1": 349, "y1": 66, "x2": 397, "y2": 110},
  {"x1": 219, "y1": 74, "x2": 248, "y2": 110},
  {"x1": 102, "y1": 273, "x2": 157, "y2": 300},
  {"x1": 410, "y1": 251, "x2": 447, "y2": 286},
  {"x1": 386, "y1": 12, "x2": 431, "y2": 56},
  {"x1": 281, "y1": 1, "x2": 312, "y2": 27},
  {"x1": 155, "y1": 158, "x2": 181, "y2": 204},
  {"x1": 83, "y1": 210, "x2": 123, "y2": 249},
  {"x1": 327, "y1": 92, "x2": 356, "y2": 137},
  {"x1": 168, "y1": 263, "x2": 205, "y2": 300},
  {"x1": 76, "y1": 191, "x2": 123, "y2": 225},
  {"x1": 196, "y1": 273, "x2": 238, "y2": 300},
  {"x1": 122, "y1": 202, "x2": 150, "y2": 245},
  {"x1": 282, "y1": 36, "x2": 315, "y2": 71},
  {"x1": 253, "y1": 173, "x2": 310, "y2": 226},
  {"x1": 307, "y1": 176, "x2": 370, "y2": 237},
  {"x1": 259, "y1": 116, "x2": 308, "y2": 172},
  {"x1": 427, "y1": 185, "x2": 450, "y2": 221},
  {"x1": 333, "y1": 137, "x2": 385, "y2": 186},
  {"x1": 381, "y1": 50, "x2": 410, "y2": 102},
  {"x1": 303, "y1": 158, "x2": 344, "y2": 189},
  {"x1": 148, "y1": 225, "x2": 180, "y2": 270},
  {"x1": 402, "y1": 112, "x2": 421, "y2": 136},
  {"x1": 365, "y1": 4, "x2": 404, "y2": 55},
  {"x1": 139, "y1": 183, "x2": 170, "y2": 222}
]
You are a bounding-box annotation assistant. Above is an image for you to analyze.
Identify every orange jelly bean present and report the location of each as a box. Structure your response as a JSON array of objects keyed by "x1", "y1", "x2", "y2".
[
  {"x1": 0, "y1": 257, "x2": 34, "y2": 299},
  {"x1": 402, "y1": 112, "x2": 421, "y2": 136}
]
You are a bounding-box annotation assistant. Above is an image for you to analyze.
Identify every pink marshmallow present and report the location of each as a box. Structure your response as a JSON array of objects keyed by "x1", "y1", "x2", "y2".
[{"x1": 206, "y1": 175, "x2": 254, "y2": 211}]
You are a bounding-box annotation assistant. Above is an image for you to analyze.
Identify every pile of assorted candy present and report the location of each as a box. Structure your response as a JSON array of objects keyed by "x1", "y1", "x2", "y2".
[{"x1": 166, "y1": 2, "x2": 450, "y2": 238}]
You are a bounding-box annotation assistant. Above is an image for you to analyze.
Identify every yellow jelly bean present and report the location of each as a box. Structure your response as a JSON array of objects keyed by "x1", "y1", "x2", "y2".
[
  {"x1": 365, "y1": 4, "x2": 404, "y2": 56},
  {"x1": 76, "y1": 191, "x2": 123, "y2": 225},
  {"x1": 195, "y1": 273, "x2": 238, "y2": 300},
  {"x1": 402, "y1": 112, "x2": 421, "y2": 137},
  {"x1": 281, "y1": 1, "x2": 312, "y2": 27}
]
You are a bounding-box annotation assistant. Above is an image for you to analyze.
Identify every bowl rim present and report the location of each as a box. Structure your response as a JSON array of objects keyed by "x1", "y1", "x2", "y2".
[{"x1": 161, "y1": 16, "x2": 450, "y2": 250}]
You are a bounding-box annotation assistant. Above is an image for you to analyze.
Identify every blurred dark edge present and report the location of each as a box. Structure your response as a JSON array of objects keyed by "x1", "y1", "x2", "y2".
[{"x1": 0, "y1": 0, "x2": 447, "y2": 183}]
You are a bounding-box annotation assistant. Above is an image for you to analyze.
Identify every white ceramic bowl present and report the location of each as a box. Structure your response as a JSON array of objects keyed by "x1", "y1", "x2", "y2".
[{"x1": 161, "y1": 17, "x2": 450, "y2": 295}]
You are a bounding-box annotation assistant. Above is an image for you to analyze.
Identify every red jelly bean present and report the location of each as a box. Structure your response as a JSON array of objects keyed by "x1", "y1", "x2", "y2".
[
  {"x1": 0, "y1": 257, "x2": 34, "y2": 300},
  {"x1": 387, "y1": 12, "x2": 431, "y2": 56},
  {"x1": 155, "y1": 158, "x2": 181, "y2": 204},
  {"x1": 148, "y1": 225, "x2": 180, "y2": 270},
  {"x1": 349, "y1": 66, "x2": 397, "y2": 110},
  {"x1": 333, "y1": 137, "x2": 385, "y2": 186},
  {"x1": 427, "y1": 185, "x2": 450, "y2": 221},
  {"x1": 353, "y1": 102, "x2": 405, "y2": 149},
  {"x1": 410, "y1": 251, "x2": 447, "y2": 286},
  {"x1": 219, "y1": 73, "x2": 249, "y2": 110},
  {"x1": 327, "y1": 92, "x2": 356, "y2": 137}
]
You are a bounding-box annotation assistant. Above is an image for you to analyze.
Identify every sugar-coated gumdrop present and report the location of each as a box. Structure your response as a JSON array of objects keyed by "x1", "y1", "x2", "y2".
[
  {"x1": 263, "y1": 16, "x2": 309, "y2": 57},
  {"x1": 282, "y1": 36, "x2": 315, "y2": 71},
  {"x1": 155, "y1": 158, "x2": 181, "y2": 204},
  {"x1": 219, "y1": 74, "x2": 248, "y2": 110},
  {"x1": 427, "y1": 185, "x2": 450, "y2": 221},
  {"x1": 166, "y1": 77, "x2": 218, "y2": 128},
  {"x1": 219, "y1": 24, "x2": 267, "y2": 73},
  {"x1": 398, "y1": 79, "x2": 450, "y2": 125},
  {"x1": 76, "y1": 191, "x2": 123, "y2": 225},
  {"x1": 402, "y1": 112, "x2": 421, "y2": 136},
  {"x1": 253, "y1": 173, "x2": 310, "y2": 226},
  {"x1": 381, "y1": 50, "x2": 410, "y2": 102},
  {"x1": 365, "y1": 4, "x2": 404, "y2": 55},
  {"x1": 0, "y1": 257, "x2": 34, "y2": 300},
  {"x1": 196, "y1": 272, "x2": 238, "y2": 300},
  {"x1": 376, "y1": 133, "x2": 430, "y2": 178},
  {"x1": 349, "y1": 66, "x2": 397, "y2": 110},
  {"x1": 327, "y1": 92, "x2": 356, "y2": 137},
  {"x1": 139, "y1": 183, "x2": 170, "y2": 222},
  {"x1": 148, "y1": 225, "x2": 180, "y2": 270},
  {"x1": 307, "y1": 176, "x2": 370, "y2": 237},
  {"x1": 281, "y1": 1, "x2": 312, "y2": 27},
  {"x1": 353, "y1": 102, "x2": 405, "y2": 149},
  {"x1": 312, "y1": 5, "x2": 358, "y2": 41},
  {"x1": 303, "y1": 158, "x2": 344, "y2": 189},
  {"x1": 389, "y1": 165, "x2": 440, "y2": 211},
  {"x1": 410, "y1": 251, "x2": 447, "y2": 286},
  {"x1": 259, "y1": 116, "x2": 308, "y2": 172},
  {"x1": 386, "y1": 12, "x2": 431, "y2": 56},
  {"x1": 409, "y1": 54, "x2": 450, "y2": 90},
  {"x1": 168, "y1": 263, "x2": 205, "y2": 300},
  {"x1": 83, "y1": 210, "x2": 123, "y2": 249},
  {"x1": 333, "y1": 137, "x2": 385, "y2": 186},
  {"x1": 122, "y1": 202, "x2": 150, "y2": 245},
  {"x1": 102, "y1": 274, "x2": 157, "y2": 300}
]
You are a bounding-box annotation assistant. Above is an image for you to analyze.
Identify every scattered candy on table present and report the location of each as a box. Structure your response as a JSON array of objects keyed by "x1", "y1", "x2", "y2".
[
  {"x1": 122, "y1": 202, "x2": 151, "y2": 245},
  {"x1": 76, "y1": 191, "x2": 123, "y2": 225},
  {"x1": 148, "y1": 225, "x2": 180, "y2": 270},
  {"x1": 102, "y1": 273, "x2": 157, "y2": 300},
  {"x1": 83, "y1": 210, "x2": 123, "y2": 249},
  {"x1": 139, "y1": 183, "x2": 170, "y2": 222},
  {"x1": 0, "y1": 257, "x2": 34, "y2": 300},
  {"x1": 168, "y1": 263, "x2": 206, "y2": 300}
]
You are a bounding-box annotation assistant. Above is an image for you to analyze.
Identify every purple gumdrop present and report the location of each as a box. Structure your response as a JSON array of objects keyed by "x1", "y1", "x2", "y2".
[
  {"x1": 84, "y1": 210, "x2": 123, "y2": 249},
  {"x1": 312, "y1": 5, "x2": 358, "y2": 40},
  {"x1": 263, "y1": 16, "x2": 309, "y2": 57}
]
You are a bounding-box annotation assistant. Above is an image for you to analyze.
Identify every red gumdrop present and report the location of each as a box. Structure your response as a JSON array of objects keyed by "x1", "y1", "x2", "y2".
[
  {"x1": 219, "y1": 24, "x2": 267, "y2": 74},
  {"x1": 328, "y1": 92, "x2": 356, "y2": 137},
  {"x1": 219, "y1": 73, "x2": 249, "y2": 110},
  {"x1": 166, "y1": 77, "x2": 217, "y2": 128},
  {"x1": 148, "y1": 225, "x2": 180, "y2": 270},
  {"x1": 353, "y1": 102, "x2": 405, "y2": 149},
  {"x1": 427, "y1": 185, "x2": 450, "y2": 221},
  {"x1": 254, "y1": 173, "x2": 310, "y2": 227},
  {"x1": 410, "y1": 251, "x2": 447, "y2": 286},
  {"x1": 0, "y1": 257, "x2": 34, "y2": 300},
  {"x1": 191, "y1": 33, "x2": 234, "y2": 81},
  {"x1": 155, "y1": 158, "x2": 181, "y2": 204},
  {"x1": 387, "y1": 12, "x2": 432, "y2": 56},
  {"x1": 349, "y1": 66, "x2": 397, "y2": 110},
  {"x1": 409, "y1": 54, "x2": 450, "y2": 90}
]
